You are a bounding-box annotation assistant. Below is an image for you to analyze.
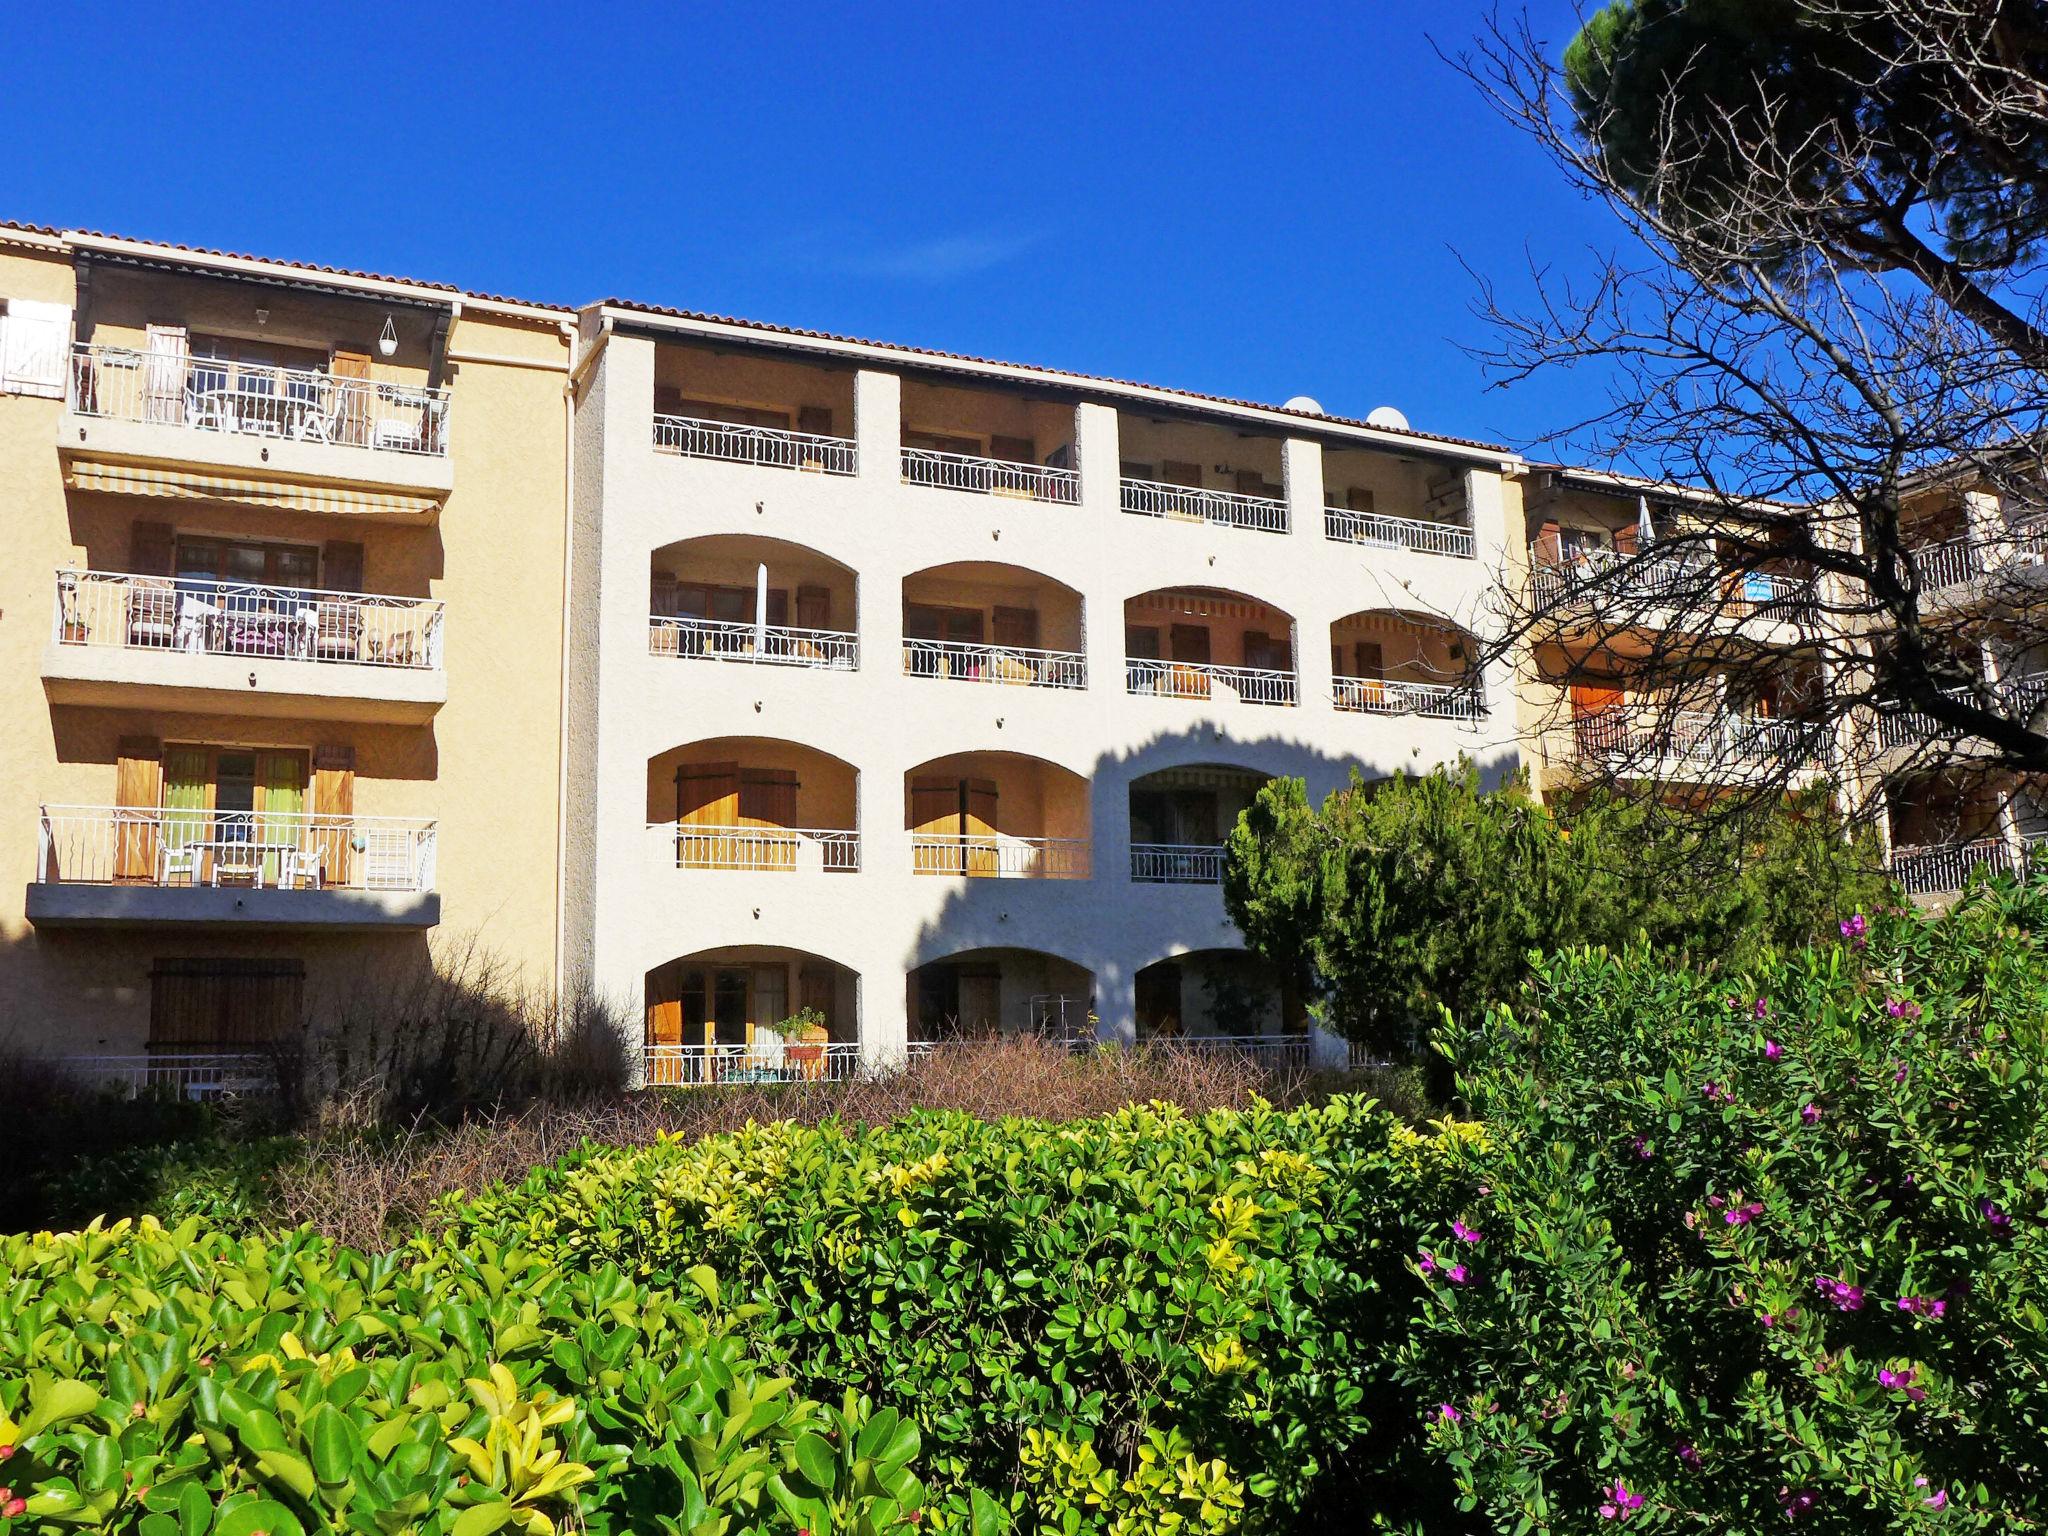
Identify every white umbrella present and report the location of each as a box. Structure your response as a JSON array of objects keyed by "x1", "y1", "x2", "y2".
[{"x1": 1636, "y1": 494, "x2": 1656, "y2": 548}]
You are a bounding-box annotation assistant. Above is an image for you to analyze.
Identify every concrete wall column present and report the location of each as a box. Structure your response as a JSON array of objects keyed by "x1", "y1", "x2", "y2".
[
  {"x1": 855, "y1": 370, "x2": 901, "y2": 486},
  {"x1": 1283, "y1": 439, "x2": 1334, "y2": 712}
]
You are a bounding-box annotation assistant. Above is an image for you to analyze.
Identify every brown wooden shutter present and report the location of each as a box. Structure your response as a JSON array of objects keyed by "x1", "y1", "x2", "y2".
[
  {"x1": 1125, "y1": 625, "x2": 1161, "y2": 660},
  {"x1": 1244, "y1": 630, "x2": 1272, "y2": 669},
  {"x1": 908, "y1": 777, "x2": 957, "y2": 836},
  {"x1": 1535, "y1": 519, "x2": 1563, "y2": 565},
  {"x1": 964, "y1": 779, "x2": 999, "y2": 836},
  {"x1": 677, "y1": 763, "x2": 739, "y2": 826},
  {"x1": 800, "y1": 964, "x2": 836, "y2": 1036},
  {"x1": 1613, "y1": 522, "x2": 1639, "y2": 555},
  {"x1": 322, "y1": 540, "x2": 365, "y2": 593},
  {"x1": 992, "y1": 606, "x2": 1039, "y2": 648},
  {"x1": 330, "y1": 349, "x2": 373, "y2": 446},
  {"x1": 1346, "y1": 486, "x2": 1376, "y2": 513},
  {"x1": 1355, "y1": 641, "x2": 1385, "y2": 678},
  {"x1": 1235, "y1": 468, "x2": 1266, "y2": 495},
  {"x1": 990, "y1": 433, "x2": 1034, "y2": 464},
  {"x1": 114, "y1": 735, "x2": 163, "y2": 881},
  {"x1": 1162, "y1": 460, "x2": 1202, "y2": 489},
  {"x1": 797, "y1": 405, "x2": 833, "y2": 436},
  {"x1": 739, "y1": 768, "x2": 799, "y2": 827},
  {"x1": 795, "y1": 585, "x2": 831, "y2": 629},
  {"x1": 129, "y1": 521, "x2": 175, "y2": 576},
  {"x1": 313, "y1": 743, "x2": 356, "y2": 887},
  {"x1": 1169, "y1": 625, "x2": 1211, "y2": 664}
]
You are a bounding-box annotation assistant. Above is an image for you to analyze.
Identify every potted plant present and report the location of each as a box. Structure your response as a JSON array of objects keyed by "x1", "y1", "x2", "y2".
[{"x1": 777, "y1": 1007, "x2": 831, "y2": 1080}]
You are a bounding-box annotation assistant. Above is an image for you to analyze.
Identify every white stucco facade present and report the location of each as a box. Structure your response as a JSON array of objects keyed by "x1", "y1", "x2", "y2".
[{"x1": 565, "y1": 309, "x2": 1526, "y2": 1068}]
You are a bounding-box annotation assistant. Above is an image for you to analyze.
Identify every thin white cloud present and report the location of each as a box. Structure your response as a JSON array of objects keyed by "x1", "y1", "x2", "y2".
[{"x1": 774, "y1": 230, "x2": 1038, "y2": 282}]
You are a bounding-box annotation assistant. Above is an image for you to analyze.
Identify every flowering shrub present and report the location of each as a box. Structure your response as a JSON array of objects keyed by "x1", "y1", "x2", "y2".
[
  {"x1": 0, "y1": 1217, "x2": 925, "y2": 1535},
  {"x1": 1408, "y1": 874, "x2": 2048, "y2": 1531},
  {"x1": 438, "y1": 1100, "x2": 1470, "y2": 1533}
]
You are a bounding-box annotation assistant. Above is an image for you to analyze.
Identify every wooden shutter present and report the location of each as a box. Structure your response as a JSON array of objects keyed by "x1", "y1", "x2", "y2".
[
  {"x1": 1169, "y1": 625, "x2": 1211, "y2": 664},
  {"x1": 1346, "y1": 486, "x2": 1376, "y2": 513},
  {"x1": 1235, "y1": 469, "x2": 1266, "y2": 495},
  {"x1": 1354, "y1": 640, "x2": 1385, "y2": 678},
  {"x1": 677, "y1": 763, "x2": 740, "y2": 825},
  {"x1": 992, "y1": 606, "x2": 1039, "y2": 648},
  {"x1": 114, "y1": 735, "x2": 164, "y2": 881},
  {"x1": 331, "y1": 349, "x2": 373, "y2": 445},
  {"x1": 150, "y1": 958, "x2": 303, "y2": 1051},
  {"x1": 313, "y1": 743, "x2": 356, "y2": 887},
  {"x1": 800, "y1": 965, "x2": 836, "y2": 1037},
  {"x1": 909, "y1": 776, "x2": 957, "y2": 836},
  {"x1": 1244, "y1": 630, "x2": 1273, "y2": 669},
  {"x1": 1534, "y1": 519, "x2": 1563, "y2": 565},
  {"x1": 1613, "y1": 522, "x2": 1639, "y2": 555},
  {"x1": 990, "y1": 433, "x2": 1033, "y2": 464},
  {"x1": 1125, "y1": 625, "x2": 1161, "y2": 660},
  {"x1": 646, "y1": 964, "x2": 684, "y2": 1047},
  {"x1": 795, "y1": 585, "x2": 831, "y2": 628},
  {"x1": 739, "y1": 768, "x2": 799, "y2": 827},
  {"x1": 1162, "y1": 460, "x2": 1202, "y2": 489},
  {"x1": 129, "y1": 520, "x2": 175, "y2": 576},
  {"x1": 322, "y1": 540, "x2": 365, "y2": 593},
  {"x1": 797, "y1": 405, "x2": 833, "y2": 436}
]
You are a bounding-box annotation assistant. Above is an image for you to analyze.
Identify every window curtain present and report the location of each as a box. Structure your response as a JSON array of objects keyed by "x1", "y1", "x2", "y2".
[{"x1": 258, "y1": 751, "x2": 305, "y2": 884}]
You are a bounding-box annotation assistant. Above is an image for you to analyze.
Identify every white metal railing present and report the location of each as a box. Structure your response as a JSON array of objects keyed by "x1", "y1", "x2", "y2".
[
  {"x1": 69, "y1": 344, "x2": 450, "y2": 456},
  {"x1": 1909, "y1": 536, "x2": 1985, "y2": 594},
  {"x1": 649, "y1": 615, "x2": 858, "y2": 670},
  {"x1": 642, "y1": 1041, "x2": 865, "y2": 1086},
  {"x1": 901, "y1": 447, "x2": 1080, "y2": 503},
  {"x1": 35, "y1": 805, "x2": 437, "y2": 892},
  {"x1": 1130, "y1": 842, "x2": 1226, "y2": 884},
  {"x1": 1125, "y1": 657, "x2": 1299, "y2": 706},
  {"x1": 1733, "y1": 570, "x2": 1818, "y2": 610},
  {"x1": 1123, "y1": 478, "x2": 1288, "y2": 534},
  {"x1": 651, "y1": 413, "x2": 857, "y2": 475},
  {"x1": 902, "y1": 638, "x2": 1086, "y2": 689},
  {"x1": 1889, "y1": 837, "x2": 2019, "y2": 895},
  {"x1": 55, "y1": 1054, "x2": 276, "y2": 1100},
  {"x1": 910, "y1": 834, "x2": 1091, "y2": 879},
  {"x1": 1573, "y1": 710, "x2": 1827, "y2": 769},
  {"x1": 1529, "y1": 546, "x2": 1722, "y2": 610},
  {"x1": 1333, "y1": 676, "x2": 1485, "y2": 720},
  {"x1": 1879, "y1": 671, "x2": 2048, "y2": 751},
  {"x1": 666, "y1": 824, "x2": 861, "y2": 873},
  {"x1": 54, "y1": 569, "x2": 444, "y2": 670},
  {"x1": 1324, "y1": 507, "x2": 1475, "y2": 558},
  {"x1": 1138, "y1": 1034, "x2": 1314, "y2": 1069}
]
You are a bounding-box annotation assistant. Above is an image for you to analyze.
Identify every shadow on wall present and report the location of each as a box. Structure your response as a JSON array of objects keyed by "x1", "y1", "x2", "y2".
[{"x1": 904, "y1": 717, "x2": 1524, "y2": 1041}]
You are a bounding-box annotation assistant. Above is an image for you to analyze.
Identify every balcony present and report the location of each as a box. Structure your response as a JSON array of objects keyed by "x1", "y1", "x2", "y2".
[
  {"x1": 903, "y1": 639, "x2": 1085, "y2": 689},
  {"x1": 62, "y1": 345, "x2": 454, "y2": 510},
  {"x1": 1122, "y1": 477, "x2": 1287, "y2": 534},
  {"x1": 1130, "y1": 842, "x2": 1226, "y2": 884},
  {"x1": 1907, "y1": 522, "x2": 2048, "y2": 599},
  {"x1": 27, "y1": 804, "x2": 439, "y2": 928},
  {"x1": 906, "y1": 752, "x2": 1090, "y2": 880},
  {"x1": 650, "y1": 615, "x2": 859, "y2": 670},
  {"x1": 1888, "y1": 836, "x2": 2039, "y2": 896},
  {"x1": 1572, "y1": 709, "x2": 1827, "y2": 774},
  {"x1": 1530, "y1": 547, "x2": 1817, "y2": 625},
  {"x1": 1126, "y1": 658, "x2": 1298, "y2": 706},
  {"x1": 652, "y1": 413, "x2": 856, "y2": 475},
  {"x1": 901, "y1": 446, "x2": 1079, "y2": 503},
  {"x1": 1324, "y1": 506, "x2": 1474, "y2": 558},
  {"x1": 1333, "y1": 676, "x2": 1484, "y2": 720},
  {"x1": 44, "y1": 569, "x2": 445, "y2": 723},
  {"x1": 666, "y1": 824, "x2": 861, "y2": 873},
  {"x1": 643, "y1": 1040, "x2": 865, "y2": 1085},
  {"x1": 911, "y1": 833, "x2": 1091, "y2": 879}
]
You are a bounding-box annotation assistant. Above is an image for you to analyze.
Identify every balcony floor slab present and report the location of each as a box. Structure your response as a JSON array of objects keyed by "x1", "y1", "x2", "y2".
[{"x1": 42, "y1": 643, "x2": 444, "y2": 723}]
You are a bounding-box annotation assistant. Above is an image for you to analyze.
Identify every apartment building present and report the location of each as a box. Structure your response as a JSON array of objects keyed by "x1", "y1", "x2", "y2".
[
  {"x1": 0, "y1": 225, "x2": 571, "y2": 1081},
  {"x1": 562, "y1": 305, "x2": 1527, "y2": 1079}
]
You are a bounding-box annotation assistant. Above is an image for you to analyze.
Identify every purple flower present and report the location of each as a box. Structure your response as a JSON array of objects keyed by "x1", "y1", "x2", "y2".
[
  {"x1": 1879, "y1": 1365, "x2": 1927, "y2": 1402},
  {"x1": 1915, "y1": 1477, "x2": 1947, "y2": 1510},
  {"x1": 1781, "y1": 1486, "x2": 1820, "y2": 1520},
  {"x1": 1886, "y1": 997, "x2": 1922, "y2": 1021},
  {"x1": 1631, "y1": 1136, "x2": 1653, "y2": 1160},
  {"x1": 1764, "y1": 1039, "x2": 1783, "y2": 1061},
  {"x1": 1701, "y1": 1081, "x2": 1732, "y2": 1105},
  {"x1": 1724, "y1": 1201, "x2": 1765, "y2": 1226},
  {"x1": 1598, "y1": 1480, "x2": 1646, "y2": 1520},
  {"x1": 1451, "y1": 1219, "x2": 1483, "y2": 1244},
  {"x1": 1674, "y1": 1440, "x2": 1701, "y2": 1469},
  {"x1": 1437, "y1": 1402, "x2": 1461, "y2": 1423},
  {"x1": 1982, "y1": 1200, "x2": 2014, "y2": 1238},
  {"x1": 1894, "y1": 1063, "x2": 1910, "y2": 1083},
  {"x1": 1898, "y1": 1295, "x2": 1947, "y2": 1319},
  {"x1": 1841, "y1": 913, "x2": 1868, "y2": 940},
  {"x1": 1801, "y1": 1102, "x2": 1823, "y2": 1126},
  {"x1": 1418, "y1": 1250, "x2": 1437, "y2": 1277},
  {"x1": 1753, "y1": 998, "x2": 1770, "y2": 1020},
  {"x1": 1446, "y1": 1263, "x2": 1471, "y2": 1285},
  {"x1": 1814, "y1": 1276, "x2": 1866, "y2": 1311}
]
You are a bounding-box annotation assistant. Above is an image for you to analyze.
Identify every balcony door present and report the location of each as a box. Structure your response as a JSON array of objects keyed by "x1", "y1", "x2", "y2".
[
  {"x1": 646, "y1": 962, "x2": 792, "y2": 1049},
  {"x1": 910, "y1": 775, "x2": 999, "y2": 875},
  {"x1": 163, "y1": 746, "x2": 308, "y2": 885}
]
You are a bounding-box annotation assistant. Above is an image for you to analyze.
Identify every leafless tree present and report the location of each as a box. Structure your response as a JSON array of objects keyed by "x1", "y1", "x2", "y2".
[{"x1": 1450, "y1": 3, "x2": 2048, "y2": 851}]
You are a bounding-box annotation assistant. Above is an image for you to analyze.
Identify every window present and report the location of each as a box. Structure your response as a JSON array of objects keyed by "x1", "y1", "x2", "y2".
[
  {"x1": 0, "y1": 298, "x2": 70, "y2": 397},
  {"x1": 149, "y1": 958, "x2": 304, "y2": 1051},
  {"x1": 904, "y1": 429, "x2": 981, "y2": 456},
  {"x1": 176, "y1": 536, "x2": 319, "y2": 590}
]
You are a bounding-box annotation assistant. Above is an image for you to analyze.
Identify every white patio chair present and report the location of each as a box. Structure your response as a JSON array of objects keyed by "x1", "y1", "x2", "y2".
[{"x1": 158, "y1": 841, "x2": 201, "y2": 887}]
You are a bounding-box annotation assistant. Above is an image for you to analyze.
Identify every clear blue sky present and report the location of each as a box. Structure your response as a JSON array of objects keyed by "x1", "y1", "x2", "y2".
[{"x1": 3, "y1": 1, "x2": 1613, "y2": 453}]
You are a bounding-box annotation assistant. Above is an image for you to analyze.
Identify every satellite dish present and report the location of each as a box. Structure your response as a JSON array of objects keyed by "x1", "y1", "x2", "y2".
[
  {"x1": 1282, "y1": 394, "x2": 1323, "y2": 414},
  {"x1": 1366, "y1": 405, "x2": 1411, "y2": 431}
]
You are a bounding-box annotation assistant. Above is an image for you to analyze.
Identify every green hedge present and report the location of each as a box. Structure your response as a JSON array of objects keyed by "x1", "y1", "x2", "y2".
[
  {"x1": 438, "y1": 1100, "x2": 1473, "y2": 1534},
  {"x1": 0, "y1": 1219, "x2": 929, "y2": 1536},
  {"x1": 1411, "y1": 881, "x2": 2048, "y2": 1531}
]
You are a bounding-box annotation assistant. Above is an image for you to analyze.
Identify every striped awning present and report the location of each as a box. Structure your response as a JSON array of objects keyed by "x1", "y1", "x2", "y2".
[{"x1": 64, "y1": 459, "x2": 440, "y2": 520}]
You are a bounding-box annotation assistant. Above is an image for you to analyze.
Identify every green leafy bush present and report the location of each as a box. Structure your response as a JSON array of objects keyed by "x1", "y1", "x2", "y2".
[
  {"x1": 0, "y1": 1217, "x2": 926, "y2": 1535},
  {"x1": 438, "y1": 1100, "x2": 1474, "y2": 1533},
  {"x1": 1408, "y1": 878, "x2": 2048, "y2": 1531}
]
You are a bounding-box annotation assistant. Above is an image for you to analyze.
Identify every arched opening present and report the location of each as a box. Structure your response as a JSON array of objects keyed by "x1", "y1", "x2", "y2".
[
  {"x1": 649, "y1": 534, "x2": 858, "y2": 671},
  {"x1": 1127, "y1": 763, "x2": 1273, "y2": 883},
  {"x1": 907, "y1": 946, "x2": 1095, "y2": 1045},
  {"x1": 644, "y1": 944, "x2": 860, "y2": 1084},
  {"x1": 1134, "y1": 949, "x2": 1306, "y2": 1046},
  {"x1": 1123, "y1": 587, "x2": 1298, "y2": 706},
  {"x1": 1330, "y1": 609, "x2": 1483, "y2": 719},
  {"x1": 901, "y1": 562, "x2": 1086, "y2": 689},
  {"x1": 904, "y1": 750, "x2": 1090, "y2": 879},
  {"x1": 647, "y1": 737, "x2": 859, "y2": 873}
]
